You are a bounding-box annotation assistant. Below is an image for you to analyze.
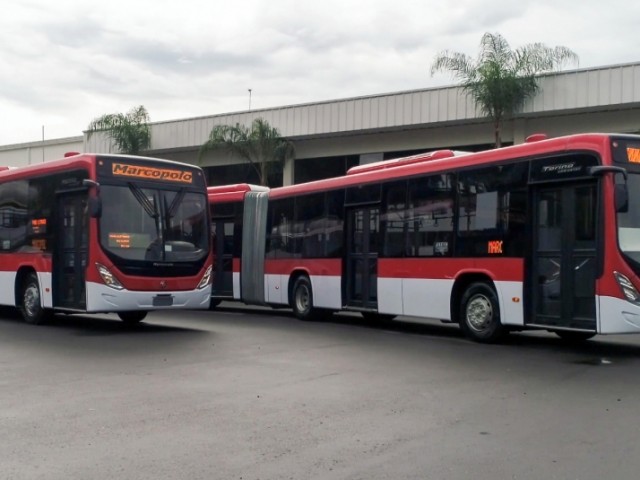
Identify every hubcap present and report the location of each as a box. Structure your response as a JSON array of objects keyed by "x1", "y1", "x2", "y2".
[
  {"x1": 466, "y1": 294, "x2": 493, "y2": 332},
  {"x1": 24, "y1": 284, "x2": 40, "y2": 318},
  {"x1": 295, "y1": 285, "x2": 310, "y2": 314}
]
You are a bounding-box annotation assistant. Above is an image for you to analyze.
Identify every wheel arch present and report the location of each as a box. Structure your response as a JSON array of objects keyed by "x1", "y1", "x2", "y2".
[
  {"x1": 450, "y1": 271, "x2": 497, "y2": 324},
  {"x1": 14, "y1": 266, "x2": 37, "y2": 307},
  {"x1": 287, "y1": 268, "x2": 312, "y2": 307}
]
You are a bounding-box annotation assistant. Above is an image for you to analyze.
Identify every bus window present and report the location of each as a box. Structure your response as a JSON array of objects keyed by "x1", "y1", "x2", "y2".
[{"x1": 408, "y1": 174, "x2": 454, "y2": 257}]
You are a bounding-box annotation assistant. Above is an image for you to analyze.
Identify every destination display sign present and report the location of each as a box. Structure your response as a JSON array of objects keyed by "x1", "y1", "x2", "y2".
[{"x1": 111, "y1": 163, "x2": 193, "y2": 184}]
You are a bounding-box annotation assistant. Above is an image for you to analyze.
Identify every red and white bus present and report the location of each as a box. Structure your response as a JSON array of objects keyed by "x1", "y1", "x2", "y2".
[
  {"x1": 0, "y1": 153, "x2": 212, "y2": 324},
  {"x1": 208, "y1": 133, "x2": 640, "y2": 342}
]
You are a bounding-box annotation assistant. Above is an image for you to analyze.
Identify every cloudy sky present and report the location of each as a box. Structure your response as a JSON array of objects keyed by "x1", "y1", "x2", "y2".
[{"x1": 1, "y1": 0, "x2": 638, "y2": 145}]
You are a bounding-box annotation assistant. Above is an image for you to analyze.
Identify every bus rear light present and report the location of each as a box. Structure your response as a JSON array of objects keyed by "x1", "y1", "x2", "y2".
[
  {"x1": 197, "y1": 265, "x2": 213, "y2": 290},
  {"x1": 96, "y1": 263, "x2": 124, "y2": 290},
  {"x1": 614, "y1": 272, "x2": 640, "y2": 303}
]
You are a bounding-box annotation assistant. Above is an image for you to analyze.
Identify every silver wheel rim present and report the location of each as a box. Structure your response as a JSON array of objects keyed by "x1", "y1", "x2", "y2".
[
  {"x1": 466, "y1": 293, "x2": 493, "y2": 332},
  {"x1": 295, "y1": 284, "x2": 310, "y2": 314},
  {"x1": 24, "y1": 284, "x2": 40, "y2": 318}
]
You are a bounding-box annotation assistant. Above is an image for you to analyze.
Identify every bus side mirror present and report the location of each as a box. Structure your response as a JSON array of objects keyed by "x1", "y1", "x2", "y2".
[
  {"x1": 89, "y1": 196, "x2": 102, "y2": 218},
  {"x1": 615, "y1": 184, "x2": 628, "y2": 213}
]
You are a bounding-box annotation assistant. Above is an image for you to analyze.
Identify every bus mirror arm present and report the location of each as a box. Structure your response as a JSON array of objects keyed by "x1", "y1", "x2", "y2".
[
  {"x1": 588, "y1": 166, "x2": 629, "y2": 213},
  {"x1": 82, "y1": 179, "x2": 102, "y2": 218},
  {"x1": 588, "y1": 166, "x2": 627, "y2": 180},
  {"x1": 82, "y1": 178, "x2": 101, "y2": 190}
]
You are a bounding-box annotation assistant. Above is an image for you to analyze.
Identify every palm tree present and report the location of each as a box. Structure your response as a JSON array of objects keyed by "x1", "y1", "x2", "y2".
[
  {"x1": 431, "y1": 32, "x2": 579, "y2": 147},
  {"x1": 199, "y1": 117, "x2": 295, "y2": 186},
  {"x1": 87, "y1": 105, "x2": 151, "y2": 155}
]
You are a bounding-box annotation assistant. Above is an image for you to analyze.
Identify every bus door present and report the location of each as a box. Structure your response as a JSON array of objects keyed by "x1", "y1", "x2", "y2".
[
  {"x1": 345, "y1": 206, "x2": 380, "y2": 309},
  {"x1": 212, "y1": 217, "x2": 234, "y2": 297},
  {"x1": 53, "y1": 192, "x2": 89, "y2": 310},
  {"x1": 529, "y1": 182, "x2": 598, "y2": 331}
]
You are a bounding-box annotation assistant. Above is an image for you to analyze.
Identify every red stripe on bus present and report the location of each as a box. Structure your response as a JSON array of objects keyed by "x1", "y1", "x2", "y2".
[
  {"x1": 261, "y1": 257, "x2": 523, "y2": 281},
  {"x1": 378, "y1": 258, "x2": 523, "y2": 281}
]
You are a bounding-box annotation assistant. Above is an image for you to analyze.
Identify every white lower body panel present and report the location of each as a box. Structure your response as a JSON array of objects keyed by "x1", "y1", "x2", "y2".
[
  {"x1": 264, "y1": 274, "x2": 342, "y2": 309},
  {"x1": 233, "y1": 272, "x2": 241, "y2": 300},
  {"x1": 598, "y1": 295, "x2": 640, "y2": 333},
  {"x1": 86, "y1": 282, "x2": 211, "y2": 312},
  {"x1": 378, "y1": 277, "x2": 525, "y2": 326},
  {"x1": 0, "y1": 271, "x2": 53, "y2": 308}
]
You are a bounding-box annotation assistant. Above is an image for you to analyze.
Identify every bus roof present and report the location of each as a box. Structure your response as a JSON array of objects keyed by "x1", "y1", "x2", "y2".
[
  {"x1": 207, "y1": 184, "x2": 269, "y2": 203},
  {"x1": 346, "y1": 149, "x2": 468, "y2": 175},
  {"x1": 268, "y1": 133, "x2": 617, "y2": 199},
  {"x1": 0, "y1": 153, "x2": 205, "y2": 182}
]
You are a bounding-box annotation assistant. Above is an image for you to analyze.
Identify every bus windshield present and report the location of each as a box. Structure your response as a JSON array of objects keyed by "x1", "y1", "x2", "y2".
[
  {"x1": 99, "y1": 184, "x2": 209, "y2": 262},
  {"x1": 617, "y1": 173, "x2": 640, "y2": 266}
]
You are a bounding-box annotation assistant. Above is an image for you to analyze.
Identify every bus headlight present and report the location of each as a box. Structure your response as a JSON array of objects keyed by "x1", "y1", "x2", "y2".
[
  {"x1": 614, "y1": 271, "x2": 640, "y2": 303},
  {"x1": 96, "y1": 263, "x2": 124, "y2": 290},
  {"x1": 197, "y1": 265, "x2": 212, "y2": 290}
]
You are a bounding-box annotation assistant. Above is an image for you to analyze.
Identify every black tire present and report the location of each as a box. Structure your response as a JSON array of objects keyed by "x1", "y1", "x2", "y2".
[
  {"x1": 117, "y1": 311, "x2": 148, "y2": 324},
  {"x1": 361, "y1": 312, "x2": 396, "y2": 324},
  {"x1": 291, "y1": 276, "x2": 318, "y2": 321},
  {"x1": 209, "y1": 298, "x2": 222, "y2": 310},
  {"x1": 555, "y1": 331, "x2": 596, "y2": 343},
  {"x1": 459, "y1": 282, "x2": 506, "y2": 343},
  {"x1": 19, "y1": 273, "x2": 53, "y2": 325}
]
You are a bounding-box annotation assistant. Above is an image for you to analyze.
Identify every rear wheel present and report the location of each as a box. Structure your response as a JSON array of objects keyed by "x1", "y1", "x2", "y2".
[
  {"x1": 459, "y1": 282, "x2": 506, "y2": 343},
  {"x1": 291, "y1": 276, "x2": 318, "y2": 321},
  {"x1": 118, "y1": 311, "x2": 148, "y2": 324},
  {"x1": 20, "y1": 273, "x2": 53, "y2": 325}
]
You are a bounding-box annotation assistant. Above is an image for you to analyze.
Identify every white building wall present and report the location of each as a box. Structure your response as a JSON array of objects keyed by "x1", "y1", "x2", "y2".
[
  {"x1": 3, "y1": 63, "x2": 640, "y2": 181},
  {"x1": 0, "y1": 137, "x2": 83, "y2": 167}
]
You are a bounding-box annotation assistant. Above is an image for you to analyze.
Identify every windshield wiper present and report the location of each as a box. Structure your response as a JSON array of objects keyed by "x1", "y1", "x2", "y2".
[
  {"x1": 166, "y1": 188, "x2": 187, "y2": 219},
  {"x1": 128, "y1": 183, "x2": 159, "y2": 219}
]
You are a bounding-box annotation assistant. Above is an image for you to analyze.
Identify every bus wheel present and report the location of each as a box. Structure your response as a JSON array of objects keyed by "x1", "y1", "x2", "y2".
[
  {"x1": 118, "y1": 311, "x2": 148, "y2": 324},
  {"x1": 20, "y1": 273, "x2": 52, "y2": 325},
  {"x1": 459, "y1": 282, "x2": 506, "y2": 343},
  {"x1": 209, "y1": 299, "x2": 222, "y2": 310},
  {"x1": 555, "y1": 331, "x2": 596, "y2": 343},
  {"x1": 292, "y1": 276, "x2": 316, "y2": 321}
]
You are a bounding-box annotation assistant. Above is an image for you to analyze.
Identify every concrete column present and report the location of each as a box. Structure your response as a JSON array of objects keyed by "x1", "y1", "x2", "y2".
[{"x1": 282, "y1": 156, "x2": 295, "y2": 186}]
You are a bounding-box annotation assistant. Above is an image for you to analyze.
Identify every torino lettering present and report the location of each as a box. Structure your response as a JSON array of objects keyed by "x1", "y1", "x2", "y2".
[{"x1": 112, "y1": 163, "x2": 193, "y2": 183}]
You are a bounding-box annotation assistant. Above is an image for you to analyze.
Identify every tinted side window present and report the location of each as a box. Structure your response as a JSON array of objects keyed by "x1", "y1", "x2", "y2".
[
  {"x1": 267, "y1": 199, "x2": 295, "y2": 258},
  {"x1": 381, "y1": 181, "x2": 408, "y2": 257},
  {"x1": 0, "y1": 180, "x2": 29, "y2": 251},
  {"x1": 325, "y1": 189, "x2": 345, "y2": 258},
  {"x1": 408, "y1": 174, "x2": 455, "y2": 257},
  {"x1": 456, "y1": 163, "x2": 527, "y2": 256},
  {"x1": 295, "y1": 193, "x2": 326, "y2": 258}
]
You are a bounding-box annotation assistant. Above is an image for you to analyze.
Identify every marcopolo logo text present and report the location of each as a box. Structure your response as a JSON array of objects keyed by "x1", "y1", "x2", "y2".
[{"x1": 112, "y1": 163, "x2": 193, "y2": 184}]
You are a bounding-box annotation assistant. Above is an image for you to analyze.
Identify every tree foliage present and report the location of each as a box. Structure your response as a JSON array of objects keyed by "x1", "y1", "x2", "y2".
[
  {"x1": 199, "y1": 117, "x2": 295, "y2": 186},
  {"x1": 431, "y1": 32, "x2": 579, "y2": 147},
  {"x1": 87, "y1": 105, "x2": 151, "y2": 155}
]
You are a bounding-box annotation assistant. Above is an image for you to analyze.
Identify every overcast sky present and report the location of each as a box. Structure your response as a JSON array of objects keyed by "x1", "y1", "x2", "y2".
[{"x1": 1, "y1": 0, "x2": 638, "y2": 145}]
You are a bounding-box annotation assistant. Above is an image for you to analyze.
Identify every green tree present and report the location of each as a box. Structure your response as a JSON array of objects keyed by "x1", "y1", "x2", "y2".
[
  {"x1": 87, "y1": 105, "x2": 151, "y2": 155},
  {"x1": 431, "y1": 32, "x2": 579, "y2": 147},
  {"x1": 199, "y1": 117, "x2": 295, "y2": 186}
]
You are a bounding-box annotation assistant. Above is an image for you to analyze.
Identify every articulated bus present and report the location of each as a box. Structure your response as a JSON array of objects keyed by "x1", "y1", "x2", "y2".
[
  {"x1": 208, "y1": 133, "x2": 640, "y2": 343},
  {"x1": 0, "y1": 153, "x2": 212, "y2": 325}
]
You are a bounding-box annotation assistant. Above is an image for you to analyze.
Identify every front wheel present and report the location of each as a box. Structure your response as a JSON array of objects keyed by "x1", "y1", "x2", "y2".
[
  {"x1": 459, "y1": 282, "x2": 506, "y2": 343},
  {"x1": 118, "y1": 311, "x2": 148, "y2": 324},
  {"x1": 20, "y1": 273, "x2": 53, "y2": 325}
]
